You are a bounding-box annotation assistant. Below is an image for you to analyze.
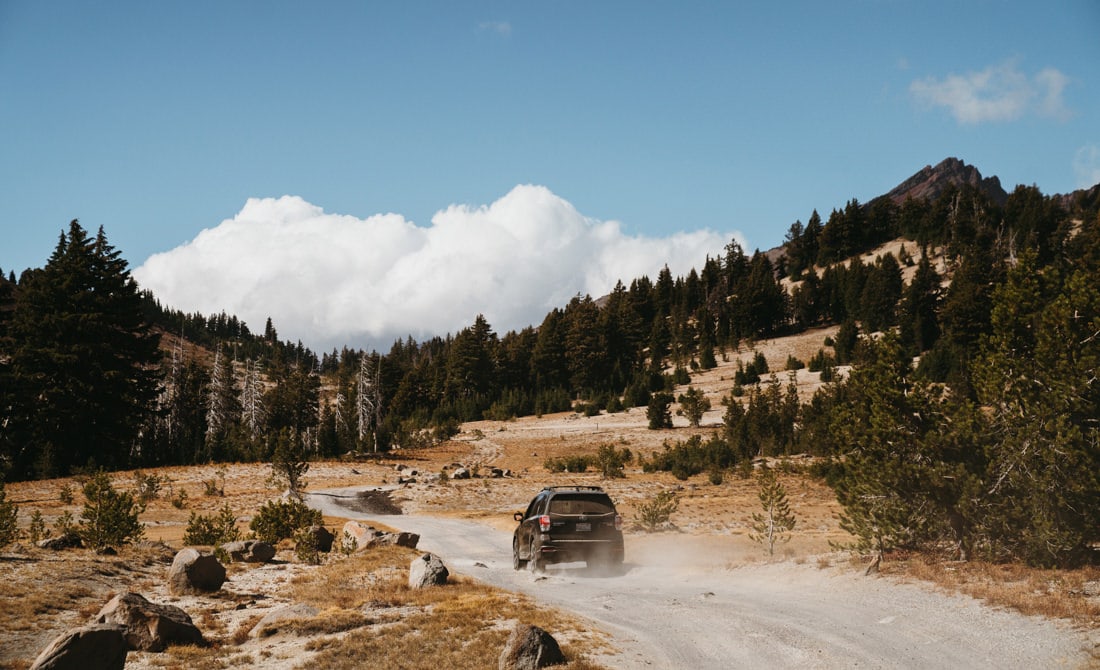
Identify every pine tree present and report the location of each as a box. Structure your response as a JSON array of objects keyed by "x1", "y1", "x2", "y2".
[
  {"x1": 5, "y1": 221, "x2": 161, "y2": 478},
  {"x1": 749, "y1": 465, "x2": 796, "y2": 557},
  {"x1": 678, "y1": 386, "x2": 711, "y2": 427}
]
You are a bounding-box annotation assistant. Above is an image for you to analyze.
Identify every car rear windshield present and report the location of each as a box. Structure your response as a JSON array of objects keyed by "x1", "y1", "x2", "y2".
[{"x1": 548, "y1": 494, "x2": 615, "y2": 515}]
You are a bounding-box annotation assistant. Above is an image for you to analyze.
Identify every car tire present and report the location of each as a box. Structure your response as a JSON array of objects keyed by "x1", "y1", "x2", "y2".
[
  {"x1": 530, "y1": 541, "x2": 545, "y2": 572},
  {"x1": 512, "y1": 539, "x2": 527, "y2": 570}
]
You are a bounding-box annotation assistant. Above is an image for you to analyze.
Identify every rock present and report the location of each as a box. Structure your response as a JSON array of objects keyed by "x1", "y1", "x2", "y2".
[
  {"x1": 490, "y1": 468, "x2": 504, "y2": 478},
  {"x1": 29, "y1": 624, "x2": 128, "y2": 670},
  {"x1": 451, "y1": 467, "x2": 471, "y2": 480},
  {"x1": 498, "y1": 623, "x2": 566, "y2": 670},
  {"x1": 387, "y1": 531, "x2": 420, "y2": 549},
  {"x1": 408, "y1": 552, "x2": 449, "y2": 589},
  {"x1": 397, "y1": 476, "x2": 417, "y2": 485},
  {"x1": 304, "y1": 525, "x2": 335, "y2": 553},
  {"x1": 221, "y1": 540, "x2": 276, "y2": 563},
  {"x1": 94, "y1": 592, "x2": 205, "y2": 652},
  {"x1": 37, "y1": 532, "x2": 83, "y2": 551},
  {"x1": 249, "y1": 603, "x2": 320, "y2": 637},
  {"x1": 168, "y1": 548, "x2": 226, "y2": 595},
  {"x1": 342, "y1": 520, "x2": 382, "y2": 549}
]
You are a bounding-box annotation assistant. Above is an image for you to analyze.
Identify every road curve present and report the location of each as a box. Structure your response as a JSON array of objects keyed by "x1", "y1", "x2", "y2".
[{"x1": 307, "y1": 488, "x2": 1091, "y2": 669}]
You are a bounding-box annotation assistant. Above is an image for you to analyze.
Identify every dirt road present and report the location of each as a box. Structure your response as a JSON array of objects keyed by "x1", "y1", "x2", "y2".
[{"x1": 308, "y1": 487, "x2": 1091, "y2": 669}]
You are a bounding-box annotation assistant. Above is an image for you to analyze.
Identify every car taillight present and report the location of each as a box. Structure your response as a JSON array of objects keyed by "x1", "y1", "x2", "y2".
[
  {"x1": 614, "y1": 514, "x2": 622, "y2": 531},
  {"x1": 538, "y1": 515, "x2": 551, "y2": 532}
]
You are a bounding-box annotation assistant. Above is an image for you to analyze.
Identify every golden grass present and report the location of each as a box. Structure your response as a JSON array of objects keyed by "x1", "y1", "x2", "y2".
[{"x1": 890, "y1": 555, "x2": 1100, "y2": 627}]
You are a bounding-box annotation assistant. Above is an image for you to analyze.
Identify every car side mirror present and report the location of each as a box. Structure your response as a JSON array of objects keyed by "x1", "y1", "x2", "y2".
[{"x1": 513, "y1": 512, "x2": 524, "y2": 522}]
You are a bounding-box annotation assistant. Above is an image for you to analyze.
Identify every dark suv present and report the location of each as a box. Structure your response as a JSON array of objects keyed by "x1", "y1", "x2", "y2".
[{"x1": 512, "y1": 486, "x2": 624, "y2": 571}]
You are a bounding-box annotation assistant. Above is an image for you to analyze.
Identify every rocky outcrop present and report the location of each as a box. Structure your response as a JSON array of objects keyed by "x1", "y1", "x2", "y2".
[
  {"x1": 220, "y1": 540, "x2": 276, "y2": 563},
  {"x1": 94, "y1": 592, "x2": 205, "y2": 652},
  {"x1": 882, "y1": 157, "x2": 1008, "y2": 206},
  {"x1": 498, "y1": 623, "x2": 566, "y2": 670},
  {"x1": 303, "y1": 525, "x2": 335, "y2": 553},
  {"x1": 408, "y1": 552, "x2": 449, "y2": 589},
  {"x1": 29, "y1": 624, "x2": 128, "y2": 670},
  {"x1": 168, "y1": 548, "x2": 226, "y2": 595},
  {"x1": 37, "y1": 532, "x2": 82, "y2": 551}
]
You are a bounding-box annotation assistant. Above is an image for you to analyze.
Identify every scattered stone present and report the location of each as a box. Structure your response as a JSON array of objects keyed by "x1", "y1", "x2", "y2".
[
  {"x1": 249, "y1": 603, "x2": 320, "y2": 638},
  {"x1": 304, "y1": 525, "x2": 335, "y2": 553},
  {"x1": 451, "y1": 467, "x2": 471, "y2": 480},
  {"x1": 474, "y1": 562, "x2": 489, "y2": 568},
  {"x1": 168, "y1": 548, "x2": 226, "y2": 595},
  {"x1": 408, "y1": 552, "x2": 449, "y2": 589},
  {"x1": 37, "y1": 532, "x2": 83, "y2": 551},
  {"x1": 490, "y1": 468, "x2": 505, "y2": 478},
  {"x1": 498, "y1": 623, "x2": 566, "y2": 670},
  {"x1": 341, "y1": 520, "x2": 419, "y2": 550},
  {"x1": 29, "y1": 624, "x2": 128, "y2": 670},
  {"x1": 221, "y1": 540, "x2": 276, "y2": 563},
  {"x1": 95, "y1": 592, "x2": 205, "y2": 652},
  {"x1": 397, "y1": 476, "x2": 417, "y2": 485}
]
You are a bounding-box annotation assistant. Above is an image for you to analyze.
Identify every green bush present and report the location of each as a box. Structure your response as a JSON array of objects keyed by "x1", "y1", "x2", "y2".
[
  {"x1": 595, "y1": 444, "x2": 632, "y2": 479},
  {"x1": 543, "y1": 455, "x2": 593, "y2": 473},
  {"x1": 249, "y1": 498, "x2": 322, "y2": 544},
  {"x1": 80, "y1": 472, "x2": 145, "y2": 550},
  {"x1": 184, "y1": 503, "x2": 241, "y2": 546},
  {"x1": 0, "y1": 483, "x2": 18, "y2": 547},
  {"x1": 634, "y1": 490, "x2": 679, "y2": 531}
]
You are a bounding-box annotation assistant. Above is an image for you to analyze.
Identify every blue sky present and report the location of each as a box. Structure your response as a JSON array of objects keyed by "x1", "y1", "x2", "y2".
[{"x1": 2, "y1": 2, "x2": 1098, "y2": 350}]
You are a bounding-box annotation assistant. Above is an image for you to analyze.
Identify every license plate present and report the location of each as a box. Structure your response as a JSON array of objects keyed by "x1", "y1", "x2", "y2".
[{"x1": 575, "y1": 523, "x2": 591, "y2": 532}]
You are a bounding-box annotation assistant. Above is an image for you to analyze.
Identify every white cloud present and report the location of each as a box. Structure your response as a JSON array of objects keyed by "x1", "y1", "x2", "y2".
[
  {"x1": 134, "y1": 186, "x2": 737, "y2": 352},
  {"x1": 909, "y1": 61, "x2": 1071, "y2": 124},
  {"x1": 1074, "y1": 144, "x2": 1100, "y2": 189},
  {"x1": 478, "y1": 20, "x2": 511, "y2": 36}
]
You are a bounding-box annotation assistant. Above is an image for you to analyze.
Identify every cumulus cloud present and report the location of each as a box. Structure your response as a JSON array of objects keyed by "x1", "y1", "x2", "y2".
[
  {"x1": 909, "y1": 61, "x2": 1071, "y2": 124},
  {"x1": 1074, "y1": 144, "x2": 1100, "y2": 189},
  {"x1": 134, "y1": 186, "x2": 736, "y2": 352}
]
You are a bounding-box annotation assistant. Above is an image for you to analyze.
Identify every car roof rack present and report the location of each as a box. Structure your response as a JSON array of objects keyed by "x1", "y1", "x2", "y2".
[{"x1": 542, "y1": 485, "x2": 605, "y2": 492}]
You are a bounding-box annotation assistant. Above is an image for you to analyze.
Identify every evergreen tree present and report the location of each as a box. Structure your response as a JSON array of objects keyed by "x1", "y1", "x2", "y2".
[
  {"x1": 678, "y1": 386, "x2": 711, "y2": 427},
  {"x1": 749, "y1": 465, "x2": 796, "y2": 557},
  {"x1": 647, "y1": 392, "x2": 674, "y2": 430},
  {"x1": 898, "y1": 252, "x2": 942, "y2": 355},
  {"x1": 4, "y1": 221, "x2": 161, "y2": 478}
]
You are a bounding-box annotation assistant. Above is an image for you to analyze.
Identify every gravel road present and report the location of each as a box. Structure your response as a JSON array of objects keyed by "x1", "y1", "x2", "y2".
[{"x1": 308, "y1": 488, "x2": 1092, "y2": 669}]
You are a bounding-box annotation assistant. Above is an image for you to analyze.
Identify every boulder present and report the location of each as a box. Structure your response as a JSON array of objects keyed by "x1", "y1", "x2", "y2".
[
  {"x1": 408, "y1": 552, "x2": 449, "y2": 589},
  {"x1": 37, "y1": 532, "x2": 83, "y2": 551},
  {"x1": 498, "y1": 623, "x2": 566, "y2": 670},
  {"x1": 29, "y1": 624, "x2": 128, "y2": 670},
  {"x1": 386, "y1": 531, "x2": 420, "y2": 549},
  {"x1": 342, "y1": 520, "x2": 381, "y2": 549},
  {"x1": 221, "y1": 540, "x2": 276, "y2": 563},
  {"x1": 451, "y1": 467, "x2": 471, "y2": 480},
  {"x1": 168, "y1": 548, "x2": 226, "y2": 595},
  {"x1": 249, "y1": 603, "x2": 320, "y2": 638},
  {"x1": 94, "y1": 592, "x2": 205, "y2": 652},
  {"x1": 304, "y1": 525, "x2": 335, "y2": 553},
  {"x1": 489, "y1": 468, "x2": 505, "y2": 478}
]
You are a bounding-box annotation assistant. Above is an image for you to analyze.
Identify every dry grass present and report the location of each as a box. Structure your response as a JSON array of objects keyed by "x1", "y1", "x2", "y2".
[{"x1": 896, "y1": 556, "x2": 1100, "y2": 627}]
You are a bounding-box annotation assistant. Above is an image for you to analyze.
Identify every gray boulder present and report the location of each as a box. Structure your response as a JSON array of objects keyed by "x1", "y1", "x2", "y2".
[
  {"x1": 450, "y1": 467, "x2": 471, "y2": 480},
  {"x1": 29, "y1": 624, "x2": 128, "y2": 670},
  {"x1": 408, "y1": 552, "x2": 449, "y2": 589},
  {"x1": 249, "y1": 603, "x2": 320, "y2": 638},
  {"x1": 168, "y1": 548, "x2": 226, "y2": 595},
  {"x1": 221, "y1": 540, "x2": 276, "y2": 563},
  {"x1": 94, "y1": 592, "x2": 205, "y2": 652},
  {"x1": 498, "y1": 623, "x2": 566, "y2": 670}
]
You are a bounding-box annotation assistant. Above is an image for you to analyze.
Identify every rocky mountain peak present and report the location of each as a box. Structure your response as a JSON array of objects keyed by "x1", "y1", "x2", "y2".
[{"x1": 882, "y1": 157, "x2": 1008, "y2": 206}]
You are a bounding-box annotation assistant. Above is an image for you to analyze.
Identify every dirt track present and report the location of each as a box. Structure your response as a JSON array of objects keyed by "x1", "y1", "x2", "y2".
[{"x1": 308, "y1": 487, "x2": 1092, "y2": 669}]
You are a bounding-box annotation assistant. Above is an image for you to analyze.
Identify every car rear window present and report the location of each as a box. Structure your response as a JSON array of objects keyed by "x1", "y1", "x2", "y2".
[{"x1": 548, "y1": 494, "x2": 614, "y2": 515}]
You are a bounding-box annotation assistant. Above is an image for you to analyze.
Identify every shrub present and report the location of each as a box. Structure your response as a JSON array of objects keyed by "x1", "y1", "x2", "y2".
[
  {"x1": 595, "y1": 444, "x2": 632, "y2": 479},
  {"x1": 28, "y1": 510, "x2": 47, "y2": 544},
  {"x1": 294, "y1": 526, "x2": 322, "y2": 565},
  {"x1": 184, "y1": 503, "x2": 241, "y2": 546},
  {"x1": 647, "y1": 392, "x2": 674, "y2": 430},
  {"x1": 249, "y1": 498, "x2": 322, "y2": 544},
  {"x1": 606, "y1": 395, "x2": 624, "y2": 413},
  {"x1": 677, "y1": 386, "x2": 711, "y2": 427},
  {"x1": 784, "y1": 355, "x2": 805, "y2": 371},
  {"x1": 203, "y1": 467, "x2": 227, "y2": 497},
  {"x1": 269, "y1": 429, "x2": 310, "y2": 499},
  {"x1": 80, "y1": 472, "x2": 145, "y2": 550},
  {"x1": 0, "y1": 483, "x2": 18, "y2": 547},
  {"x1": 543, "y1": 455, "x2": 592, "y2": 473},
  {"x1": 132, "y1": 471, "x2": 166, "y2": 503},
  {"x1": 58, "y1": 483, "x2": 74, "y2": 504},
  {"x1": 171, "y1": 489, "x2": 189, "y2": 509},
  {"x1": 634, "y1": 490, "x2": 679, "y2": 532}
]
